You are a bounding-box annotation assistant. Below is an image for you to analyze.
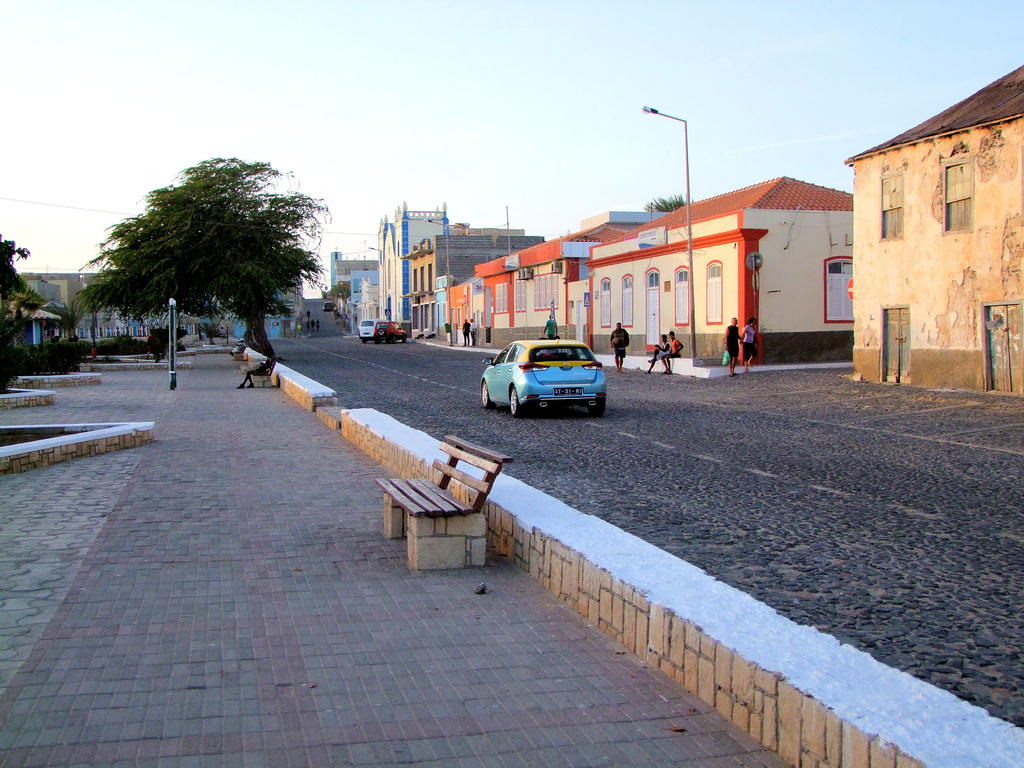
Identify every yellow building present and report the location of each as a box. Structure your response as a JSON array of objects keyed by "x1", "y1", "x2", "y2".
[{"x1": 847, "y1": 64, "x2": 1024, "y2": 392}]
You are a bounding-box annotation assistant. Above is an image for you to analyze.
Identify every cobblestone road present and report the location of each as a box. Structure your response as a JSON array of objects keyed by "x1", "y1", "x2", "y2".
[{"x1": 277, "y1": 336, "x2": 1024, "y2": 728}]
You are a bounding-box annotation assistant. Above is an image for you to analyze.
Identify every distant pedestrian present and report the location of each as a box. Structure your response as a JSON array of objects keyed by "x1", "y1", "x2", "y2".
[
  {"x1": 646, "y1": 334, "x2": 670, "y2": 374},
  {"x1": 469, "y1": 318, "x2": 477, "y2": 346},
  {"x1": 724, "y1": 317, "x2": 740, "y2": 376},
  {"x1": 742, "y1": 317, "x2": 757, "y2": 371},
  {"x1": 545, "y1": 316, "x2": 558, "y2": 340},
  {"x1": 316, "y1": 319, "x2": 320, "y2": 332},
  {"x1": 462, "y1": 320, "x2": 471, "y2": 346},
  {"x1": 609, "y1": 322, "x2": 630, "y2": 373}
]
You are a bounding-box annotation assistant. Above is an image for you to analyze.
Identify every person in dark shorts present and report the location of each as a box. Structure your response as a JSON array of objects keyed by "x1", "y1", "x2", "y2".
[
  {"x1": 742, "y1": 317, "x2": 758, "y2": 371},
  {"x1": 609, "y1": 322, "x2": 630, "y2": 373},
  {"x1": 724, "y1": 317, "x2": 741, "y2": 376}
]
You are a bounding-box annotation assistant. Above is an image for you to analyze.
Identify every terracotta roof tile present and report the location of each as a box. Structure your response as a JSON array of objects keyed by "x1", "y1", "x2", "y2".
[
  {"x1": 616, "y1": 177, "x2": 852, "y2": 240},
  {"x1": 849, "y1": 64, "x2": 1024, "y2": 161}
]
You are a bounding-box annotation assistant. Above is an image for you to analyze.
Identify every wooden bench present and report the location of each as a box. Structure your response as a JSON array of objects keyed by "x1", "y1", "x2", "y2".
[
  {"x1": 238, "y1": 358, "x2": 276, "y2": 388},
  {"x1": 377, "y1": 436, "x2": 513, "y2": 570}
]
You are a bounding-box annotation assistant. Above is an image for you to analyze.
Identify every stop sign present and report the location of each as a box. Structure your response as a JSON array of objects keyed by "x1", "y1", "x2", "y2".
[{"x1": 847, "y1": 277, "x2": 853, "y2": 301}]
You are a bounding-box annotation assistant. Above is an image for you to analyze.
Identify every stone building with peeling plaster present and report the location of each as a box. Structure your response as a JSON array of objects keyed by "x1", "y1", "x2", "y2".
[{"x1": 847, "y1": 64, "x2": 1024, "y2": 392}]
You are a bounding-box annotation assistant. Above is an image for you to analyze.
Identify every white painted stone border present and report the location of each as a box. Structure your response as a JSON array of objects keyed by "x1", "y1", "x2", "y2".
[
  {"x1": 340, "y1": 406, "x2": 1024, "y2": 768},
  {"x1": 0, "y1": 422, "x2": 157, "y2": 460}
]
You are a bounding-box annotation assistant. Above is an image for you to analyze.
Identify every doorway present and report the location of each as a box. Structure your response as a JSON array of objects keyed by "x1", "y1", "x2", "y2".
[
  {"x1": 646, "y1": 271, "x2": 660, "y2": 347},
  {"x1": 985, "y1": 303, "x2": 1022, "y2": 393},
  {"x1": 882, "y1": 307, "x2": 910, "y2": 383}
]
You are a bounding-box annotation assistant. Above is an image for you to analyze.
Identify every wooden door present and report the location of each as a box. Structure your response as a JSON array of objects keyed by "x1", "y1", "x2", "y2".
[
  {"x1": 883, "y1": 308, "x2": 910, "y2": 383},
  {"x1": 986, "y1": 304, "x2": 1022, "y2": 393}
]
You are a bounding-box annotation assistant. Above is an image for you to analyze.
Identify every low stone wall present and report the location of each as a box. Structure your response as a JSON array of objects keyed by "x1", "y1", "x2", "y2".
[
  {"x1": 0, "y1": 425, "x2": 153, "y2": 474},
  {"x1": 0, "y1": 389, "x2": 56, "y2": 410},
  {"x1": 337, "y1": 408, "x2": 1022, "y2": 768},
  {"x1": 15, "y1": 374, "x2": 101, "y2": 388},
  {"x1": 242, "y1": 349, "x2": 336, "y2": 412}
]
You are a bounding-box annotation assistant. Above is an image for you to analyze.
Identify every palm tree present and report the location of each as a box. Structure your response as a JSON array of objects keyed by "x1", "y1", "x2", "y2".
[
  {"x1": 197, "y1": 317, "x2": 223, "y2": 345},
  {"x1": 50, "y1": 295, "x2": 87, "y2": 339},
  {"x1": 644, "y1": 194, "x2": 687, "y2": 213}
]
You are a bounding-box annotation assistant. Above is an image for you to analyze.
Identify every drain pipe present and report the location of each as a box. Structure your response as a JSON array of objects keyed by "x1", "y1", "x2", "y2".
[{"x1": 168, "y1": 298, "x2": 177, "y2": 391}]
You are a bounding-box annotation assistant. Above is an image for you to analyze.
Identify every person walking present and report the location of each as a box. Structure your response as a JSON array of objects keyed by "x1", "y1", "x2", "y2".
[
  {"x1": 742, "y1": 317, "x2": 758, "y2": 372},
  {"x1": 544, "y1": 316, "x2": 558, "y2": 340},
  {"x1": 725, "y1": 317, "x2": 741, "y2": 377},
  {"x1": 646, "y1": 334, "x2": 670, "y2": 374},
  {"x1": 609, "y1": 322, "x2": 630, "y2": 373},
  {"x1": 469, "y1": 318, "x2": 477, "y2": 346},
  {"x1": 462, "y1": 319, "x2": 471, "y2": 346}
]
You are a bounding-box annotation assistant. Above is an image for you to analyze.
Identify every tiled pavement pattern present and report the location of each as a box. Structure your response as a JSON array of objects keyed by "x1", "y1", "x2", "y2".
[{"x1": 0, "y1": 357, "x2": 785, "y2": 767}]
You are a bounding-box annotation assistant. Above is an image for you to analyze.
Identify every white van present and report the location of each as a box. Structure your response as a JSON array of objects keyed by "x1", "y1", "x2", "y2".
[{"x1": 358, "y1": 319, "x2": 377, "y2": 343}]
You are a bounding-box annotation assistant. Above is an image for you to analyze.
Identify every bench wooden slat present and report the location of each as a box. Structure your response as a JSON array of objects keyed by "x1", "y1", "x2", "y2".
[
  {"x1": 406, "y1": 479, "x2": 473, "y2": 516},
  {"x1": 442, "y1": 435, "x2": 513, "y2": 464},
  {"x1": 376, "y1": 478, "x2": 432, "y2": 516},
  {"x1": 440, "y1": 442, "x2": 503, "y2": 475},
  {"x1": 432, "y1": 459, "x2": 491, "y2": 496}
]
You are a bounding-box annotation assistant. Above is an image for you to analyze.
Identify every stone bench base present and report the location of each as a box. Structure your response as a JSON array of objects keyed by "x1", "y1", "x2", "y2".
[
  {"x1": 249, "y1": 375, "x2": 275, "y2": 388},
  {"x1": 382, "y1": 495, "x2": 486, "y2": 570}
]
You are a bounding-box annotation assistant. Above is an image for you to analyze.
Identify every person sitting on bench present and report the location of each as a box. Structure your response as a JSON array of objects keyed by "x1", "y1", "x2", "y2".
[{"x1": 238, "y1": 357, "x2": 275, "y2": 388}]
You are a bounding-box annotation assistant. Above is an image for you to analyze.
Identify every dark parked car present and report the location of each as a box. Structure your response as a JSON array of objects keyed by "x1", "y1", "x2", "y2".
[{"x1": 374, "y1": 321, "x2": 407, "y2": 344}]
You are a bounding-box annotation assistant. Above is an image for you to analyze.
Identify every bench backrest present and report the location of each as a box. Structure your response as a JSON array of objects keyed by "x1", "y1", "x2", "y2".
[{"x1": 432, "y1": 435, "x2": 513, "y2": 512}]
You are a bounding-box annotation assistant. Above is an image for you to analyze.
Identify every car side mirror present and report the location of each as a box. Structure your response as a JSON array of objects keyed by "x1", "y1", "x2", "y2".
[{"x1": 482, "y1": 357, "x2": 494, "y2": 366}]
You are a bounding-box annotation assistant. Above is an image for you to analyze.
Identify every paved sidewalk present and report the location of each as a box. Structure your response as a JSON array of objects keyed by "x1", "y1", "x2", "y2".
[{"x1": 0, "y1": 356, "x2": 784, "y2": 767}]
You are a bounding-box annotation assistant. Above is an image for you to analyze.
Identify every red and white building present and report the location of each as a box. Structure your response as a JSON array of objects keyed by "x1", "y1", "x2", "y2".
[{"x1": 587, "y1": 177, "x2": 854, "y2": 362}]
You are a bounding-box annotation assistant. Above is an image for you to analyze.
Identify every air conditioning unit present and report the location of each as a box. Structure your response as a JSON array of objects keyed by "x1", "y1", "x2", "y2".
[
  {"x1": 517, "y1": 268, "x2": 534, "y2": 280},
  {"x1": 551, "y1": 260, "x2": 563, "y2": 274}
]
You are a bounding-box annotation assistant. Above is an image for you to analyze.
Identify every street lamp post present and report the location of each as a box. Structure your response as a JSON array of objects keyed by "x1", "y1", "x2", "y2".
[{"x1": 642, "y1": 106, "x2": 697, "y2": 361}]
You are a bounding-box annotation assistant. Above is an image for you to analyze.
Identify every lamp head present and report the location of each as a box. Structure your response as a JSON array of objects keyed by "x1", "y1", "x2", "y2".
[{"x1": 642, "y1": 106, "x2": 659, "y2": 115}]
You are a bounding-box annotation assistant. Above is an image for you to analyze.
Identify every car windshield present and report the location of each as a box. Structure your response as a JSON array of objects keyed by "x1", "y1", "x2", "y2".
[{"x1": 529, "y1": 346, "x2": 594, "y2": 363}]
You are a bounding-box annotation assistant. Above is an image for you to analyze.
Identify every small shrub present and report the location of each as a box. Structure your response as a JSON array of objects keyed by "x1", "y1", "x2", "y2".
[{"x1": 0, "y1": 345, "x2": 27, "y2": 392}]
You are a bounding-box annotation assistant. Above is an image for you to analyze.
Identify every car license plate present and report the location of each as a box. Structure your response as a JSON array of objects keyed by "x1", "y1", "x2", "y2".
[{"x1": 553, "y1": 387, "x2": 583, "y2": 396}]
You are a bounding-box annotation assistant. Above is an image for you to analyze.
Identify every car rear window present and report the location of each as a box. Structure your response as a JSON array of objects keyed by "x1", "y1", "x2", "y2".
[{"x1": 529, "y1": 346, "x2": 594, "y2": 363}]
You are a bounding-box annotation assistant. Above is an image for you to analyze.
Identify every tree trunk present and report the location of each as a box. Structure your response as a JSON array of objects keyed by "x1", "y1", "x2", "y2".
[{"x1": 245, "y1": 310, "x2": 276, "y2": 358}]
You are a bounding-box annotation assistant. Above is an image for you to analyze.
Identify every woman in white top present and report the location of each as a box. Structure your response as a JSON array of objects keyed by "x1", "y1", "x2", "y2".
[{"x1": 742, "y1": 318, "x2": 757, "y2": 372}]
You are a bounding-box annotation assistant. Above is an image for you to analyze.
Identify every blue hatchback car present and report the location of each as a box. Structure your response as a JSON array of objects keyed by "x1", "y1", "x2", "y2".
[{"x1": 480, "y1": 340, "x2": 607, "y2": 417}]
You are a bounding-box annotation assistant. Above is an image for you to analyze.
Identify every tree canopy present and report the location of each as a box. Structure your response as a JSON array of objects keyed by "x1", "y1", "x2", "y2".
[
  {"x1": 80, "y1": 158, "x2": 327, "y2": 356},
  {"x1": 644, "y1": 194, "x2": 688, "y2": 213},
  {"x1": 1, "y1": 233, "x2": 31, "y2": 298}
]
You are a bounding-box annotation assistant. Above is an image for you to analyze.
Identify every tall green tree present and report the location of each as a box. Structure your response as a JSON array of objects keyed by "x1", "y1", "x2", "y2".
[
  {"x1": 80, "y1": 158, "x2": 327, "y2": 357},
  {"x1": 1, "y1": 233, "x2": 31, "y2": 298},
  {"x1": 644, "y1": 194, "x2": 687, "y2": 213}
]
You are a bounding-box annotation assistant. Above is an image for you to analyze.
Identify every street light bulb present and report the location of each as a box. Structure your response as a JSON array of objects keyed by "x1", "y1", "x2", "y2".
[{"x1": 642, "y1": 106, "x2": 658, "y2": 115}]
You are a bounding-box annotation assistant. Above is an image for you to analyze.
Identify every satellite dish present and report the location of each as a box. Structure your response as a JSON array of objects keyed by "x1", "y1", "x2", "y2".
[{"x1": 746, "y1": 251, "x2": 764, "y2": 271}]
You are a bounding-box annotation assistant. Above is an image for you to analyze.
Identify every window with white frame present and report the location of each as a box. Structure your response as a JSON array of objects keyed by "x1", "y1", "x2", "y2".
[
  {"x1": 826, "y1": 259, "x2": 853, "y2": 321},
  {"x1": 514, "y1": 280, "x2": 526, "y2": 312},
  {"x1": 675, "y1": 269, "x2": 689, "y2": 325},
  {"x1": 881, "y1": 175, "x2": 903, "y2": 239},
  {"x1": 621, "y1": 276, "x2": 633, "y2": 326},
  {"x1": 945, "y1": 160, "x2": 974, "y2": 232},
  {"x1": 495, "y1": 283, "x2": 508, "y2": 314},
  {"x1": 533, "y1": 273, "x2": 558, "y2": 311},
  {"x1": 600, "y1": 279, "x2": 611, "y2": 327},
  {"x1": 707, "y1": 263, "x2": 723, "y2": 323}
]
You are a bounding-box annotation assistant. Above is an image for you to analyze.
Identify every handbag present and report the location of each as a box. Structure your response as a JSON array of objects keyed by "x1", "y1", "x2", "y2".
[{"x1": 722, "y1": 351, "x2": 731, "y2": 365}]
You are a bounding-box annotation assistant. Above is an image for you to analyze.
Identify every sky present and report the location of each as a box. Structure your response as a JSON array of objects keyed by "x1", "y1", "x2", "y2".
[{"x1": 4, "y1": 1, "x2": 1024, "y2": 296}]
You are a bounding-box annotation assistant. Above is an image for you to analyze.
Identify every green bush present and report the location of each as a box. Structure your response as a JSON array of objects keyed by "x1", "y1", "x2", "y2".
[
  {"x1": 95, "y1": 335, "x2": 149, "y2": 356},
  {"x1": 0, "y1": 344, "x2": 27, "y2": 392},
  {"x1": 20, "y1": 342, "x2": 89, "y2": 375}
]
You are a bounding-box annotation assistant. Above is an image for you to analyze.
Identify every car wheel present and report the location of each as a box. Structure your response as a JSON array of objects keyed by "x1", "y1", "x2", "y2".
[
  {"x1": 588, "y1": 400, "x2": 606, "y2": 417},
  {"x1": 481, "y1": 381, "x2": 495, "y2": 409},
  {"x1": 510, "y1": 387, "x2": 527, "y2": 418},
  {"x1": 400, "y1": 336, "x2": 406, "y2": 343},
  {"x1": 361, "y1": 338, "x2": 368, "y2": 343}
]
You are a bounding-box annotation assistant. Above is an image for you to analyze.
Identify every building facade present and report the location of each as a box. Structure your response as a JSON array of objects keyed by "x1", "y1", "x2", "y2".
[
  {"x1": 588, "y1": 178, "x2": 854, "y2": 362},
  {"x1": 847, "y1": 65, "x2": 1024, "y2": 392}
]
